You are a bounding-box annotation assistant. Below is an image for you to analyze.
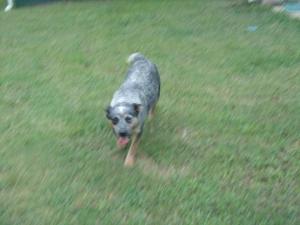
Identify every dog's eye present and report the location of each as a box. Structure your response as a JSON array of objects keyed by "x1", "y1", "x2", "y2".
[
  {"x1": 125, "y1": 116, "x2": 132, "y2": 124},
  {"x1": 112, "y1": 117, "x2": 119, "y2": 125}
]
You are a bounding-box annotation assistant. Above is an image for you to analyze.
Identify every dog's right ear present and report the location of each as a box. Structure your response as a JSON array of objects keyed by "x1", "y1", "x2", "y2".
[{"x1": 105, "y1": 106, "x2": 112, "y2": 120}]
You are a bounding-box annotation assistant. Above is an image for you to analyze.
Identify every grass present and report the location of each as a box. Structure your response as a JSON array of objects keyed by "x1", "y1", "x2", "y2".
[{"x1": 0, "y1": 0, "x2": 299, "y2": 224}]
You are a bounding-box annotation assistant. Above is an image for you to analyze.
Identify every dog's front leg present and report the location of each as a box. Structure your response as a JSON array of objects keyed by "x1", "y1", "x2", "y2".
[
  {"x1": 148, "y1": 103, "x2": 157, "y2": 120},
  {"x1": 124, "y1": 133, "x2": 140, "y2": 167}
]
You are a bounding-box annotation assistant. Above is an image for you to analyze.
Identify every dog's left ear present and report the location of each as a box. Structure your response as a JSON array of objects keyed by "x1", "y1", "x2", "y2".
[
  {"x1": 132, "y1": 103, "x2": 141, "y2": 116},
  {"x1": 105, "y1": 106, "x2": 112, "y2": 120}
]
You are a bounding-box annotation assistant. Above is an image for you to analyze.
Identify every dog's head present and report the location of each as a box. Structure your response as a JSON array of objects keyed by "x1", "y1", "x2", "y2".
[{"x1": 106, "y1": 103, "x2": 141, "y2": 148}]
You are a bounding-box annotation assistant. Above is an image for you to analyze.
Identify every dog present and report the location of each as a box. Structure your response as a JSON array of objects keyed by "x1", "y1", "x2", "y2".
[{"x1": 106, "y1": 53, "x2": 160, "y2": 166}]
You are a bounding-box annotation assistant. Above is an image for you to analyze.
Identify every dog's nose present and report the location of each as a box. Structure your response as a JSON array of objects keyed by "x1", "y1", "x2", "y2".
[{"x1": 119, "y1": 132, "x2": 127, "y2": 137}]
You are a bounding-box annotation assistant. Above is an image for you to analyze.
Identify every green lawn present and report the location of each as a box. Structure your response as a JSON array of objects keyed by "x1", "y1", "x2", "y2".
[{"x1": 0, "y1": 0, "x2": 299, "y2": 224}]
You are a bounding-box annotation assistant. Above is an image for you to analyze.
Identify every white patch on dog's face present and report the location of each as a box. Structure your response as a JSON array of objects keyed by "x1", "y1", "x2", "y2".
[{"x1": 118, "y1": 105, "x2": 128, "y2": 114}]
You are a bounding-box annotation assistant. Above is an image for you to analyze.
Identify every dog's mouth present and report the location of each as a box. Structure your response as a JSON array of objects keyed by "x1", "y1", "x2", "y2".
[{"x1": 117, "y1": 137, "x2": 130, "y2": 149}]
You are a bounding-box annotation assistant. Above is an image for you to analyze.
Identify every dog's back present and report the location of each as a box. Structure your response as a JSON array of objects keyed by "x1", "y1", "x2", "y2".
[{"x1": 111, "y1": 53, "x2": 160, "y2": 112}]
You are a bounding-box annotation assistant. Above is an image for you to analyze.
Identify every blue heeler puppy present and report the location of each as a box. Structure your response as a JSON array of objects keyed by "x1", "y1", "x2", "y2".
[{"x1": 106, "y1": 53, "x2": 160, "y2": 167}]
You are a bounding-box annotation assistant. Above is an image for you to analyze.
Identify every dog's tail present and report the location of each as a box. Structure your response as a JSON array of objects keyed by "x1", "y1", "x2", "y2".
[{"x1": 127, "y1": 52, "x2": 145, "y2": 65}]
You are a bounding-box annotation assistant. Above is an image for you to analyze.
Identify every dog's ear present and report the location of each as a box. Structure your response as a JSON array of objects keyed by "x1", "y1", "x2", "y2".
[
  {"x1": 132, "y1": 103, "x2": 141, "y2": 116},
  {"x1": 105, "y1": 106, "x2": 112, "y2": 120}
]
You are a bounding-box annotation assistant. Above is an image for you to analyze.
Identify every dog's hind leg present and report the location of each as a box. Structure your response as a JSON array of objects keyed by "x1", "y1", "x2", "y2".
[{"x1": 124, "y1": 133, "x2": 140, "y2": 167}]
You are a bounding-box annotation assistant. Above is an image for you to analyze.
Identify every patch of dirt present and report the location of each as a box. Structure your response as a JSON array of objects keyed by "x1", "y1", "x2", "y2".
[{"x1": 137, "y1": 154, "x2": 190, "y2": 180}]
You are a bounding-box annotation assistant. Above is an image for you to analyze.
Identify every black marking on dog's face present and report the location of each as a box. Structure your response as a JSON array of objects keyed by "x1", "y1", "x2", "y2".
[
  {"x1": 111, "y1": 117, "x2": 119, "y2": 125},
  {"x1": 125, "y1": 115, "x2": 132, "y2": 124}
]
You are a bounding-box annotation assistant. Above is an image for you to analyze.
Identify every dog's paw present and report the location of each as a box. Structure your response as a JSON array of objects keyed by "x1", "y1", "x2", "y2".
[{"x1": 124, "y1": 156, "x2": 135, "y2": 167}]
